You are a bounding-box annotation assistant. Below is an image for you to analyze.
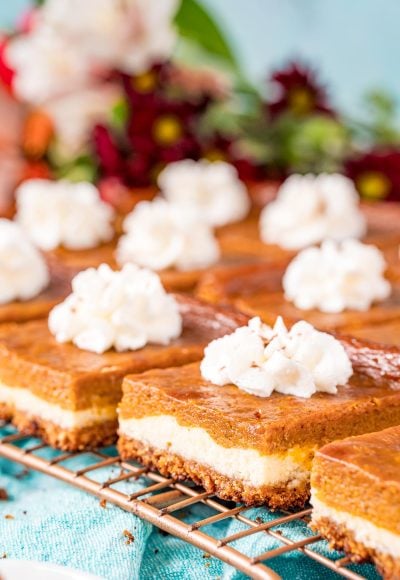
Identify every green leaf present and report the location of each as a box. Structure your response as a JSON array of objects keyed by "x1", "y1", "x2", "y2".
[
  {"x1": 55, "y1": 156, "x2": 98, "y2": 183},
  {"x1": 109, "y1": 98, "x2": 129, "y2": 131},
  {"x1": 175, "y1": 0, "x2": 238, "y2": 69}
]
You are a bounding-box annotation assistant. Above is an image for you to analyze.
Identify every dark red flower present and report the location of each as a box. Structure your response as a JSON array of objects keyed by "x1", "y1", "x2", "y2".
[
  {"x1": 345, "y1": 149, "x2": 400, "y2": 202},
  {"x1": 121, "y1": 64, "x2": 168, "y2": 103},
  {"x1": 267, "y1": 61, "x2": 333, "y2": 119},
  {"x1": 92, "y1": 124, "x2": 123, "y2": 177},
  {"x1": 93, "y1": 63, "x2": 227, "y2": 189},
  {"x1": 125, "y1": 153, "x2": 155, "y2": 187}
]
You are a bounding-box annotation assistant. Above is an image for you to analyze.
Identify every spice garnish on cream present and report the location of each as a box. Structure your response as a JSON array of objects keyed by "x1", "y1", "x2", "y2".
[
  {"x1": 201, "y1": 316, "x2": 352, "y2": 398},
  {"x1": 283, "y1": 239, "x2": 391, "y2": 313},
  {"x1": 49, "y1": 263, "x2": 182, "y2": 353}
]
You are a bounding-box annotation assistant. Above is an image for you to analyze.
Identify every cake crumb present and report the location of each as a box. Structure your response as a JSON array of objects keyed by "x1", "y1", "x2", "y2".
[
  {"x1": 123, "y1": 530, "x2": 134, "y2": 545},
  {"x1": 202, "y1": 552, "x2": 211, "y2": 559},
  {"x1": 0, "y1": 489, "x2": 8, "y2": 501},
  {"x1": 15, "y1": 469, "x2": 29, "y2": 480},
  {"x1": 154, "y1": 549, "x2": 159, "y2": 555},
  {"x1": 1, "y1": 553, "x2": 7, "y2": 559},
  {"x1": 99, "y1": 499, "x2": 107, "y2": 509},
  {"x1": 255, "y1": 516, "x2": 264, "y2": 524},
  {"x1": 254, "y1": 410, "x2": 262, "y2": 419},
  {"x1": 4, "y1": 514, "x2": 14, "y2": 520}
]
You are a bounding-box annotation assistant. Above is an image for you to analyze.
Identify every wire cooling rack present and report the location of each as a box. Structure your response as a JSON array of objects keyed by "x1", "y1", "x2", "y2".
[{"x1": 0, "y1": 424, "x2": 372, "y2": 580}]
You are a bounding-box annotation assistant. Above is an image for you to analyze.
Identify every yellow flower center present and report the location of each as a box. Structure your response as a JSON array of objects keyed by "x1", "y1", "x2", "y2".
[
  {"x1": 356, "y1": 171, "x2": 391, "y2": 200},
  {"x1": 203, "y1": 148, "x2": 227, "y2": 162},
  {"x1": 288, "y1": 87, "x2": 315, "y2": 115},
  {"x1": 153, "y1": 115, "x2": 183, "y2": 146},
  {"x1": 131, "y1": 70, "x2": 158, "y2": 93}
]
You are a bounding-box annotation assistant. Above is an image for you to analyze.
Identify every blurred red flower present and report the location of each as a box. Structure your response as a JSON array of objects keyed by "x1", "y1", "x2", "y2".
[
  {"x1": 267, "y1": 61, "x2": 333, "y2": 119},
  {"x1": 345, "y1": 149, "x2": 400, "y2": 202},
  {"x1": 94, "y1": 64, "x2": 212, "y2": 188},
  {"x1": 0, "y1": 38, "x2": 14, "y2": 90}
]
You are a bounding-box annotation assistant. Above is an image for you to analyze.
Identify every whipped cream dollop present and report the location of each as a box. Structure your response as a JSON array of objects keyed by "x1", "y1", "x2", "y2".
[
  {"x1": 283, "y1": 239, "x2": 391, "y2": 313},
  {"x1": 116, "y1": 198, "x2": 220, "y2": 271},
  {"x1": 16, "y1": 179, "x2": 115, "y2": 251},
  {"x1": 49, "y1": 263, "x2": 182, "y2": 354},
  {"x1": 201, "y1": 316, "x2": 353, "y2": 399},
  {"x1": 158, "y1": 160, "x2": 250, "y2": 227},
  {"x1": 259, "y1": 173, "x2": 366, "y2": 250},
  {"x1": 0, "y1": 219, "x2": 50, "y2": 304}
]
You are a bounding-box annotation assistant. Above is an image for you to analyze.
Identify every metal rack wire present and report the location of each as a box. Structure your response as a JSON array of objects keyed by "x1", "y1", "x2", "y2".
[{"x1": 0, "y1": 424, "x2": 372, "y2": 580}]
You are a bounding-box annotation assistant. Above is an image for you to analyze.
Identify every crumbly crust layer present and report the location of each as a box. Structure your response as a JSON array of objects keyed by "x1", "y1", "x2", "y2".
[
  {"x1": 118, "y1": 434, "x2": 309, "y2": 509},
  {"x1": 0, "y1": 403, "x2": 116, "y2": 451},
  {"x1": 312, "y1": 516, "x2": 400, "y2": 580}
]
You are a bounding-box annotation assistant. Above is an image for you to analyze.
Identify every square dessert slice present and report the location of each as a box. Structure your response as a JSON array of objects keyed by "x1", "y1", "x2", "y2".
[
  {"x1": 0, "y1": 295, "x2": 247, "y2": 450},
  {"x1": 216, "y1": 202, "x2": 400, "y2": 261},
  {"x1": 310, "y1": 425, "x2": 400, "y2": 579},
  {"x1": 46, "y1": 242, "x2": 117, "y2": 272},
  {"x1": 47, "y1": 238, "x2": 261, "y2": 294},
  {"x1": 217, "y1": 211, "x2": 295, "y2": 262},
  {"x1": 196, "y1": 261, "x2": 400, "y2": 333},
  {"x1": 235, "y1": 287, "x2": 400, "y2": 333},
  {"x1": 0, "y1": 262, "x2": 74, "y2": 324},
  {"x1": 118, "y1": 349, "x2": 400, "y2": 509},
  {"x1": 342, "y1": 319, "x2": 400, "y2": 346}
]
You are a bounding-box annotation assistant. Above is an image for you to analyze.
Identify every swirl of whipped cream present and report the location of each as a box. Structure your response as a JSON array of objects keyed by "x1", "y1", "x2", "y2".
[
  {"x1": 259, "y1": 173, "x2": 366, "y2": 250},
  {"x1": 158, "y1": 159, "x2": 250, "y2": 227},
  {"x1": 116, "y1": 198, "x2": 220, "y2": 271},
  {"x1": 201, "y1": 316, "x2": 353, "y2": 399},
  {"x1": 0, "y1": 219, "x2": 50, "y2": 304},
  {"x1": 283, "y1": 239, "x2": 391, "y2": 313},
  {"x1": 49, "y1": 263, "x2": 182, "y2": 354},
  {"x1": 16, "y1": 179, "x2": 115, "y2": 251}
]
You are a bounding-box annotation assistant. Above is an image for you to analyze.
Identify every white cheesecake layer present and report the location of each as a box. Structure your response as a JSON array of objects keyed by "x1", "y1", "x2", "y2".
[
  {"x1": 0, "y1": 383, "x2": 116, "y2": 429},
  {"x1": 119, "y1": 415, "x2": 311, "y2": 487},
  {"x1": 312, "y1": 495, "x2": 400, "y2": 558}
]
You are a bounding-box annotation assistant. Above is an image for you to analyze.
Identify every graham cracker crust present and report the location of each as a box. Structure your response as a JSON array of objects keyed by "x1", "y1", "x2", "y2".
[
  {"x1": 118, "y1": 434, "x2": 309, "y2": 509},
  {"x1": 0, "y1": 403, "x2": 117, "y2": 451},
  {"x1": 311, "y1": 516, "x2": 400, "y2": 579}
]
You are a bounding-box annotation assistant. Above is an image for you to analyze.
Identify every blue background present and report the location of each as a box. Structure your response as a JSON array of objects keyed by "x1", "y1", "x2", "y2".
[{"x1": 1, "y1": 0, "x2": 399, "y2": 114}]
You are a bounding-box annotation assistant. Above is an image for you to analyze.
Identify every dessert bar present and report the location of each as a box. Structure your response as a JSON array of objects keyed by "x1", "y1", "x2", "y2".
[
  {"x1": 311, "y1": 425, "x2": 400, "y2": 578},
  {"x1": 118, "y1": 335, "x2": 400, "y2": 509},
  {"x1": 0, "y1": 262, "x2": 74, "y2": 324},
  {"x1": 0, "y1": 295, "x2": 247, "y2": 450}
]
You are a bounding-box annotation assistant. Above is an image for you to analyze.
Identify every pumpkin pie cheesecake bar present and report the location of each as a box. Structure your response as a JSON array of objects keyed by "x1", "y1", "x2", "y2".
[
  {"x1": 0, "y1": 260, "x2": 74, "y2": 324},
  {"x1": 198, "y1": 239, "x2": 399, "y2": 334},
  {"x1": 218, "y1": 175, "x2": 400, "y2": 260},
  {"x1": 0, "y1": 218, "x2": 75, "y2": 323},
  {"x1": 0, "y1": 265, "x2": 246, "y2": 450},
  {"x1": 310, "y1": 425, "x2": 400, "y2": 578},
  {"x1": 118, "y1": 317, "x2": 400, "y2": 509}
]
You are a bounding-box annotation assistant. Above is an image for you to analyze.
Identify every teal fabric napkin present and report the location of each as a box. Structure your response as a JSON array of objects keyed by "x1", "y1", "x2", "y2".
[{"x1": 0, "y1": 427, "x2": 379, "y2": 580}]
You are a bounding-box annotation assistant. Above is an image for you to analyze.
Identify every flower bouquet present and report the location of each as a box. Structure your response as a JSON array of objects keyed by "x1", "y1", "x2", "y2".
[{"x1": 0, "y1": 0, "x2": 400, "y2": 217}]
